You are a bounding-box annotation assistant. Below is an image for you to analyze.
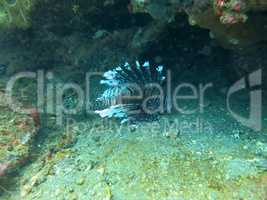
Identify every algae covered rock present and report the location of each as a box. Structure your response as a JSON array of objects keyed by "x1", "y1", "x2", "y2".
[
  {"x1": 0, "y1": 0, "x2": 36, "y2": 28},
  {"x1": 130, "y1": 0, "x2": 267, "y2": 51},
  {"x1": 0, "y1": 91, "x2": 38, "y2": 178}
]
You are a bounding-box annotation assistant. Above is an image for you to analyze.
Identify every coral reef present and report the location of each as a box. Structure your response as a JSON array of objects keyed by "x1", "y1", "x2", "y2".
[
  {"x1": 0, "y1": 0, "x2": 266, "y2": 51},
  {"x1": 187, "y1": 4, "x2": 267, "y2": 50},
  {"x1": 130, "y1": 0, "x2": 267, "y2": 50},
  {"x1": 128, "y1": 0, "x2": 267, "y2": 82}
]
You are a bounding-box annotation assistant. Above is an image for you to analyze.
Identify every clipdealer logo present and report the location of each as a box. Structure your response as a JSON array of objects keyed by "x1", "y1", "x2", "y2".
[
  {"x1": 4, "y1": 69, "x2": 263, "y2": 131},
  {"x1": 227, "y1": 69, "x2": 262, "y2": 131}
]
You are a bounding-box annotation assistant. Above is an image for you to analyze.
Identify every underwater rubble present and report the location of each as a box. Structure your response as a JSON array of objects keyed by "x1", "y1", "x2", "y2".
[
  {"x1": 0, "y1": 90, "x2": 38, "y2": 178},
  {"x1": 10, "y1": 114, "x2": 267, "y2": 200}
]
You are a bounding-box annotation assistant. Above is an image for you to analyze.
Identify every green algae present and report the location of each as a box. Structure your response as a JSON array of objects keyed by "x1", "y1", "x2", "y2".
[{"x1": 0, "y1": 0, "x2": 35, "y2": 28}]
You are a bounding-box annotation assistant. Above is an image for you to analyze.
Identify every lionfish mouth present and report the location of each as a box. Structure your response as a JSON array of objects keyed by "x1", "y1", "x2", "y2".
[{"x1": 95, "y1": 61, "x2": 169, "y2": 124}]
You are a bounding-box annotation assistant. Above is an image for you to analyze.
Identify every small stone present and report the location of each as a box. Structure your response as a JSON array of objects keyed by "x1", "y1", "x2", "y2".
[
  {"x1": 256, "y1": 141, "x2": 263, "y2": 147},
  {"x1": 93, "y1": 30, "x2": 109, "y2": 39},
  {"x1": 163, "y1": 130, "x2": 179, "y2": 140},
  {"x1": 69, "y1": 193, "x2": 78, "y2": 200},
  {"x1": 21, "y1": 184, "x2": 32, "y2": 197},
  {"x1": 233, "y1": 133, "x2": 240, "y2": 139},
  {"x1": 130, "y1": 125, "x2": 137, "y2": 132},
  {"x1": 188, "y1": 16, "x2": 197, "y2": 26},
  {"x1": 55, "y1": 188, "x2": 63, "y2": 197},
  {"x1": 85, "y1": 160, "x2": 96, "y2": 171},
  {"x1": 97, "y1": 166, "x2": 105, "y2": 175},
  {"x1": 77, "y1": 177, "x2": 85, "y2": 185},
  {"x1": 243, "y1": 145, "x2": 248, "y2": 150},
  {"x1": 228, "y1": 38, "x2": 239, "y2": 45},
  {"x1": 68, "y1": 187, "x2": 74, "y2": 193},
  {"x1": 209, "y1": 31, "x2": 215, "y2": 39}
]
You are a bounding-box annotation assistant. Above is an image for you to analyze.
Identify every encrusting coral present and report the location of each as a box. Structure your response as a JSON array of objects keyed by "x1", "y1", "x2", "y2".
[{"x1": 130, "y1": 0, "x2": 267, "y2": 51}]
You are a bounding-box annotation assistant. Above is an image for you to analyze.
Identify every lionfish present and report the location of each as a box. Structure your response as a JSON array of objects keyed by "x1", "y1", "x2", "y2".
[{"x1": 95, "y1": 61, "x2": 171, "y2": 124}]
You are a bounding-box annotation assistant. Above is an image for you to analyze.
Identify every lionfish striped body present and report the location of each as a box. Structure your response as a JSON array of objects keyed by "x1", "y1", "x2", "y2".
[{"x1": 95, "y1": 61, "x2": 169, "y2": 123}]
